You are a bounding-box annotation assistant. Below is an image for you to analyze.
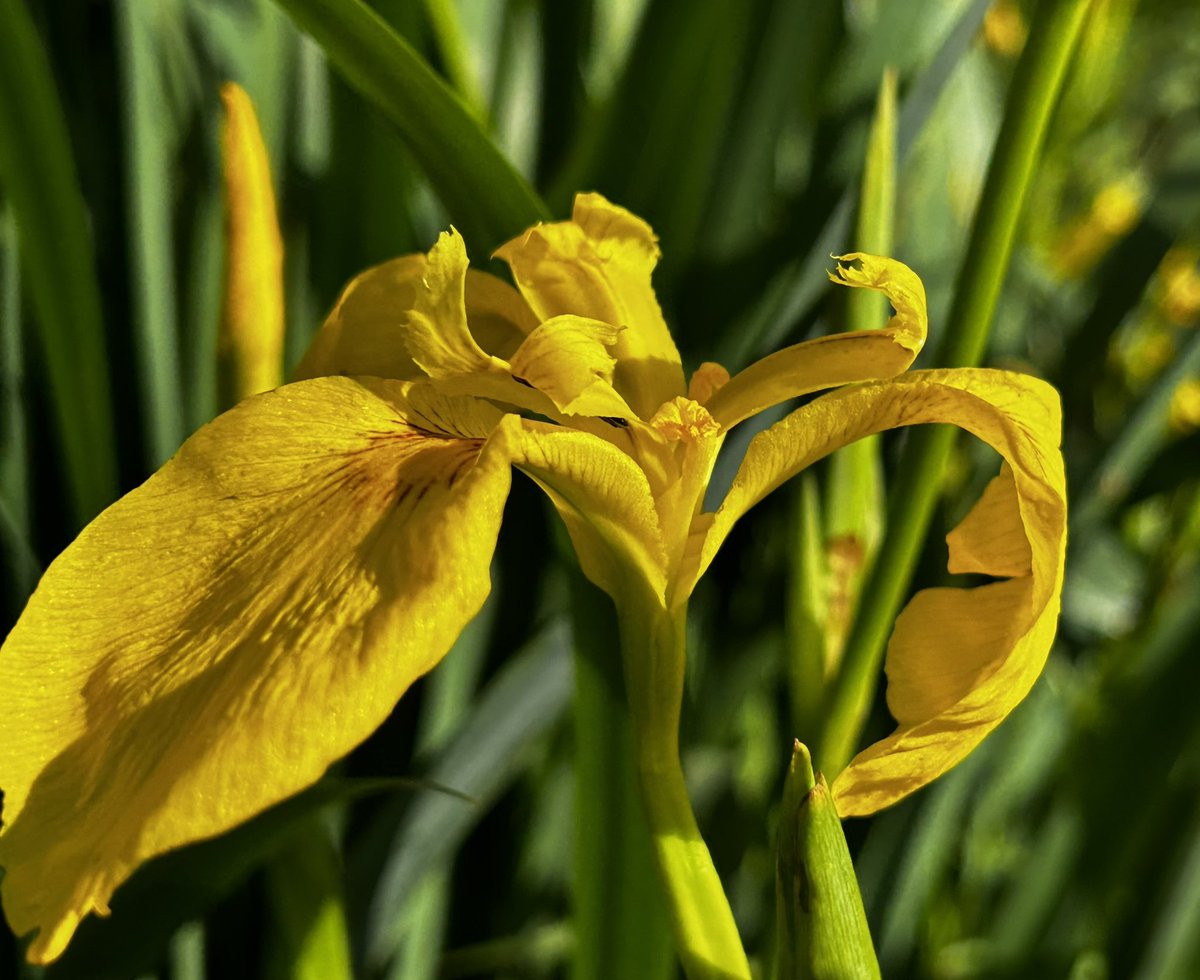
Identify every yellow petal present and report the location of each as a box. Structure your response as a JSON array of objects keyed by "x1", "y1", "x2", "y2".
[
  {"x1": 508, "y1": 315, "x2": 634, "y2": 418},
  {"x1": 945, "y1": 465, "x2": 1031, "y2": 578},
  {"x1": 0, "y1": 377, "x2": 511, "y2": 963},
  {"x1": 219, "y1": 82, "x2": 284, "y2": 401},
  {"x1": 495, "y1": 192, "x2": 685, "y2": 418},
  {"x1": 398, "y1": 229, "x2": 505, "y2": 378},
  {"x1": 705, "y1": 254, "x2": 927, "y2": 429},
  {"x1": 687, "y1": 369, "x2": 1066, "y2": 813},
  {"x1": 687, "y1": 362, "x2": 730, "y2": 405},
  {"x1": 294, "y1": 248, "x2": 537, "y2": 383},
  {"x1": 495, "y1": 415, "x2": 668, "y2": 604}
]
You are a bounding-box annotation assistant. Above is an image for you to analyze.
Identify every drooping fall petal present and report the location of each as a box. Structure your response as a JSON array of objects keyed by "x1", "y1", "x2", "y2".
[
  {"x1": 0, "y1": 377, "x2": 512, "y2": 963},
  {"x1": 219, "y1": 82, "x2": 285, "y2": 403},
  {"x1": 496, "y1": 415, "x2": 668, "y2": 605},
  {"x1": 686, "y1": 369, "x2": 1066, "y2": 812},
  {"x1": 495, "y1": 192, "x2": 686, "y2": 418},
  {"x1": 705, "y1": 254, "x2": 927, "y2": 429}
]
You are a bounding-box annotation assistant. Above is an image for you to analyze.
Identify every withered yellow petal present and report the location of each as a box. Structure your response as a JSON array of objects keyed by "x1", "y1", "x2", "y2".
[
  {"x1": 508, "y1": 315, "x2": 634, "y2": 418},
  {"x1": 0, "y1": 377, "x2": 511, "y2": 963},
  {"x1": 706, "y1": 254, "x2": 927, "y2": 429},
  {"x1": 495, "y1": 192, "x2": 685, "y2": 418},
  {"x1": 687, "y1": 370, "x2": 1065, "y2": 813},
  {"x1": 219, "y1": 82, "x2": 284, "y2": 402},
  {"x1": 496, "y1": 415, "x2": 668, "y2": 604},
  {"x1": 294, "y1": 248, "x2": 537, "y2": 383}
]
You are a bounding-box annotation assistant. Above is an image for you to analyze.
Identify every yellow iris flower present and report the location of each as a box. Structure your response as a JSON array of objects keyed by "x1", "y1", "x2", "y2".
[{"x1": 0, "y1": 188, "x2": 1066, "y2": 963}]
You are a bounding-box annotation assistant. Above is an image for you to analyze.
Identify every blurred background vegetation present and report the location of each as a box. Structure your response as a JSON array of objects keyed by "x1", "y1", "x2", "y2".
[{"x1": 2, "y1": 0, "x2": 1200, "y2": 977}]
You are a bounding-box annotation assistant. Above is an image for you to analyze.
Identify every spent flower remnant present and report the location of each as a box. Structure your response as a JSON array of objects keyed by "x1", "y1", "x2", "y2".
[{"x1": 0, "y1": 192, "x2": 1065, "y2": 963}]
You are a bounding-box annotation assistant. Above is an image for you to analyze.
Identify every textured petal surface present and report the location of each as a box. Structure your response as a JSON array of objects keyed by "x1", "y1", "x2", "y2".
[
  {"x1": 0, "y1": 377, "x2": 511, "y2": 963},
  {"x1": 508, "y1": 315, "x2": 634, "y2": 418},
  {"x1": 497, "y1": 416, "x2": 668, "y2": 604},
  {"x1": 495, "y1": 192, "x2": 685, "y2": 418},
  {"x1": 688, "y1": 370, "x2": 1066, "y2": 813},
  {"x1": 293, "y1": 252, "x2": 537, "y2": 383},
  {"x1": 705, "y1": 254, "x2": 927, "y2": 429}
]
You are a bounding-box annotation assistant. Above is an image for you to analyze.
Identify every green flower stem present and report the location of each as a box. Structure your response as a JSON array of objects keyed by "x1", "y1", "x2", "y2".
[
  {"x1": 570, "y1": 575, "x2": 674, "y2": 980},
  {"x1": 0, "y1": 0, "x2": 118, "y2": 526},
  {"x1": 271, "y1": 0, "x2": 549, "y2": 254},
  {"x1": 618, "y1": 597, "x2": 751, "y2": 980},
  {"x1": 817, "y1": 0, "x2": 1095, "y2": 778}
]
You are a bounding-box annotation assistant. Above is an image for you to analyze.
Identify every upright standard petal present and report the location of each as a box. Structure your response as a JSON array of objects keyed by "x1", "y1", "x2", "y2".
[
  {"x1": 0, "y1": 377, "x2": 511, "y2": 963},
  {"x1": 508, "y1": 315, "x2": 634, "y2": 419},
  {"x1": 688, "y1": 370, "x2": 1066, "y2": 813},
  {"x1": 495, "y1": 192, "x2": 686, "y2": 419},
  {"x1": 705, "y1": 254, "x2": 927, "y2": 429},
  {"x1": 294, "y1": 252, "x2": 537, "y2": 383}
]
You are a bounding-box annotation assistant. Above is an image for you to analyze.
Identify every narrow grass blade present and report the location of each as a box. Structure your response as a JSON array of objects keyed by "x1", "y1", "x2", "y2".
[
  {"x1": 364, "y1": 623, "x2": 573, "y2": 969},
  {"x1": 1133, "y1": 807, "x2": 1200, "y2": 979},
  {"x1": 0, "y1": 209, "x2": 27, "y2": 533},
  {"x1": 818, "y1": 0, "x2": 1096, "y2": 777},
  {"x1": 271, "y1": 0, "x2": 548, "y2": 254},
  {"x1": 786, "y1": 472, "x2": 829, "y2": 745},
  {"x1": 264, "y1": 818, "x2": 354, "y2": 980},
  {"x1": 115, "y1": 0, "x2": 187, "y2": 465},
  {"x1": 0, "y1": 207, "x2": 37, "y2": 603},
  {"x1": 387, "y1": 600, "x2": 491, "y2": 980},
  {"x1": 168, "y1": 921, "x2": 205, "y2": 980},
  {"x1": 422, "y1": 0, "x2": 485, "y2": 118},
  {"x1": 0, "y1": 0, "x2": 118, "y2": 524}
]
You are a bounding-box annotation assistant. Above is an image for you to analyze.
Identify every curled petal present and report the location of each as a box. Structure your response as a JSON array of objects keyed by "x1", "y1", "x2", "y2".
[
  {"x1": 294, "y1": 251, "x2": 537, "y2": 383},
  {"x1": 398, "y1": 229, "x2": 505, "y2": 378},
  {"x1": 705, "y1": 253, "x2": 928, "y2": 429},
  {"x1": 688, "y1": 370, "x2": 1066, "y2": 812},
  {"x1": 495, "y1": 192, "x2": 686, "y2": 418},
  {"x1": 0, "y1": 378, "x2": 511, "y2": 963},
  {"x1": 509, "y1": 315, "x2": 634, "y2": 419}
]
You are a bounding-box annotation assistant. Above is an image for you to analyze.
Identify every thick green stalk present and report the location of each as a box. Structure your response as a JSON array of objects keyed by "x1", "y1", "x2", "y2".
[
  {"x1": 0, "y1": 0, "x2": 118, "y2": 526},
  {"x1": 618, "y1": 598, "x2": 751, "y2": 980},
  {"x1": 570, "y1": 577, "x2": 675, "y2": 980},
  {"x1": 271, "y1": 0, "x2": 548, "y2": 254},
  {"x1": 817, "y1": 0, "x2": 1095, "y2": 777}
]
